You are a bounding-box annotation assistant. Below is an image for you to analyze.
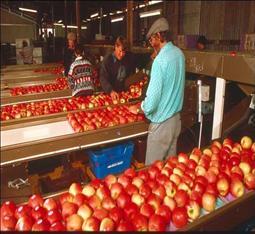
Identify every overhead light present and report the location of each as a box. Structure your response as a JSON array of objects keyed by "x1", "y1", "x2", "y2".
[
  {"x1": 139, "y1": 4, "x2": 146, "y2": 8},
  {"x1": 111, "y1": 16, "x2": 123, "y2": 23},
  {"x1": 103, "y1": 14, "x2": 107, "y2": 17},
  {"x1": 139, "y1": 9, "x2": 161, "y2": 18},
  {"x1": 82, "y1": 20, "x2": 87, "y2": 23},
  {"x1": 116, "y1": 10, "x2": 123, "y2": 14},
  {"x1": 148, "y1": 0, "x2": 163, "y2": 5},
  {"x1": 18, "y1": 7, "x2": 37, "y2": 13},
  {"x1": 54, "y1": 23, "x2": 63, "y2": 26},
  {"x1": 97, "y1": 16, "x2": 101, "y2": 19},
  {"x1": 81, "y1": 26, "x2": 87, "y2": 29},
  {"x1": 90, "y1": 12, "x2": 99, "y2": 18},
  {"x1": 86, "y1": 18, "x2": 91, "y2": 22},
  {"x1": 57, "y1": 20, "x2": 62, "y2": 23},
  {"x1": 62, "y1": 25, "x2": 78, "y2": 29},
  {"x1": 109, "y1": 12, "x2": 114, "y2": 16}
]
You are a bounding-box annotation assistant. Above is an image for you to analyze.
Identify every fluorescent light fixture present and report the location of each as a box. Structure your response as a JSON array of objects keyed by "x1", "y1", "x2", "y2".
[
  {"x1": 90, "y1": 12, "x2": 99, "y2": 18},
  {"x1": 82, "y1": 20, "x2": 87, "y2": 23},
  {"x1": 86, "y1": 18, "x2": 91, "y2": 22},
  {"x1": 148, "y1": 0, "x2": 163, "y2": 5},
  {"x1": 116, "y1": 10, "x2": 123, "y2": 14},
  {"x1": 111, "y1": 16, "x2": 123, "y2": 23},
  {"x1": 103, "y1": 14, "x2": 107, "y2": 17},
  {"x1": 109, "y1": 12, "x2": 114, "y2": 16},
  {"x1": 57, "y1": 20, "x2": 62, "y2": 23},
  {"x1": 97, "y1": 16, "x2": 101, "y2": 19},
  {"x1": 18, "y1": 7, "x2": 37, "y2": 13},
  {"x1": 54, "y1": 23, "x2": 63, "y2": 26},
  {"x1": 62, "y1": 25, "x2": 78, "y2": 28},
  {"x1": 139, "y1": 4, "x2": 146, "y2": 8},
  {"x1": 81, "y1": 26, "x2": 87, "y2": 29},
  {"x1": 139, "y1": 9, "x2": 161, "y2": 18}
]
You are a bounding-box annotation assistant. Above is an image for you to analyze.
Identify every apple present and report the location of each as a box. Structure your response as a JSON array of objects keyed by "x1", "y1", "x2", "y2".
[
  {"x1": 205, "y1": 171, "x2": 217, "y2": 184},
  {"x1": 139, "y1": 183, "x2": 152, "y2": 199},
  {"x1": 140, "y1": 203, "x2": 155, "y2": 218},
  {"x1": 195, "y1": 165, "x2": 207, "y2": 176},
  {"x1": 132, "y1": 177, "x2": 144, "y2": 188},
  {"x1": 174, "y1": 190, "x2": 189, "y2": 207},
  {"x1": 208, "y1": 166, "x2": 220, "y2": 176},
  {"x1": 32, "y1": 218, "x2": 50, "y2": 231},
  {"x1": 101, "y1": 196, "x2": 116, "y2": 211},
  {"x1": 148, "y1": 214, "x2": 167, "y2": 231},
  {"x1": 66, "y1": 214, "x2": 83, "y2": 231},
  {"x1": 15, "y1": 215, "x2": 34, "y2": 231},
  {"x1": 31, "y1": 206, "x2": 47, "y2": 220},
  {"x1": 216, "y1": 177, "x2": 230, "y2": 197},
  {"x1": 170, "y1": 174, "x2": 181, "y2": 186},
  {"x1": 148, "y1": 166, "x2": 160, "y2": 180},
  {"x1": 205, "y1": 183, "x2": 218, "y2": 197},
  {"x1": 124, "y1": 168, "x2": 136, "y2": 179},
  {"x1": 203, "y1": 148, "x2": 212, "y2": 157},
  {"x1": 202, "y1": 192, "x2": 216, "y2": 212},
  {"x1": 212, "y1": 140, "x2": 222, "y2": 149},
  {"x1": 223, "y1": 138, "x2": 233, "y2": 148},
  {"x1": 46, "y1": 209, "x2": 62, "y2": 224},
  {"x1": 15, "y1": 205, "x2": 32, "y2": 219},
  {"x1": 77, "y1": 204, "x2": 93, "y2": 220},
  {"x1": 231, "y1": 165, "x2": 244, "y2": 179},
  {"x1": 1, "y1": 215, "x2": 17, "y2": 230},
  {"x1": 153, "y1": 160, "x2": 165, "y2": 170},
  {"x1": 187, "y1": 159, "x2": 197, "y2": 170},
  {"x1": 239, "y1": 162, "x2": 251, "y2": 175},
  {"x1": 69, "y1": 182, "x2": 82, "y2": 196},
  {"x1": 191, "y1": 147, "x2": 202, "y2": 156},
  {"x1": 82, "y1": 217, "x2": 100, "y2": 231},
  {"x1": 137, "y1": 170, "x2": 149, "y2": 181},
  {"x1": 123, "y1": 202, "x2": 139, "y2": 220},
  {"x1": 190, "y1": 190, "x2": 202, "y2": 206},
  {"x1": 61, "y1": 201, "x2": 78, "y2": 220},
  {"x1": 240, "y1": 136, "x2": 253, "y2": 149},
  {"x1": 88, "y1": 194, "x2": 101, "y2": 210},
  {"x1": 110, "y1": 182, "x2": 124, "y2": 200},
  {"x1": 59, "y1": 192, "x2": 74, "y2": 205},
  {"x1": 211, "y1": 145, "x2": 220, "y2": 154},
  {"x1": 244, "y1": 173, "x2": 255, "y2": 190},
  {"x1": 73, "y1": 193, "x2": 88, "y2": 207},
  {"x1": 131, "y1": 193, "x2": 145, "y2": 207},
  {"x1": 161, "y1": 167, "x2": 173, "y2": 177},
  {"x1": 43, "y1": 198, "x2": 58, "y2": 211},
  {"x1": 28, "y1": 194, "x2": 44, "y2": 208},
  {"x1": 251, "y1": 142, "x2": 255, "y2": 153},
  {"x1": 104, "y1": 174, "x2": 117, "y2": 189},
  {"x1": 116, "y1": 192, "x2": 131, "y2": 209},
  {"x1": 181, "y1": 174, "x2": 194, "y2": 188},
  {"x1": 131, "y1": 213, "x2": 148, "y2": 231},
  {"x1": 90, "y1": 178, "x2": 105, "y2": 190},
  {"x1": 108, "y1": 207, "x2": 125, "y2": 225},
  {"x1": 116, "y1": 219, "x2": 134, "y2": 231},
  {"x1": 93, "y1": 207, "x2": 108, "y2": 221},
  {"x1": 178, "y1": 153, "x2": 189, "y2": 165},
  {"x1": 1, "y1": 201, "x2": 16, "y2": 217},
  {"x1": 195, "y1": 176, "x2": 208, "y2": 187},
  {"x1": 147, "y1": 194, "x2": 161, "y2": 212},
  {"x1": 189, "y1": 153, "x2": 200, "y2": 164},
  {"x1": 125, "y1": 183, "x2": 139, "y2": 196},
  {"x1": 152, "y1": 185, "x2": 166, "y2": 200},
  {"x1": 156, "y1": 174, "x2": 169, "y2": 186},
  {"x1": 173, "y1": 167, "x2": 184, "y2": 177},
  {"x1": 49, "y1": 221, "x2": 66, "y2": 231},
  {"x1": 155, "y1": 204, "x2": 171, "y2": 223},
  {"x1": 117, "y1": 174, "x2": 131, "y2": 188},
  {"x1": 230, "y1": 179, "x2": 245, "y2": 198},
  {"x1": 147, "y1": 180, "x2": 159, "y2": 190},
  {"x1": 172, "y1": 207, "x2": 188, "y2": 228},
  {"x1": 178, "y1": 182, "x2": 191, "y2": 196},
  {"x1": 82, "y1": 184, "x2": 96, "y2": 197},
  {"x1": 186, "y1": 200, "x2": 200, "y2": 220},
  {"x1": 99, "y1": 217, "x2": 115, "y2": 231},
  {"x1": 231, "y1": 172, "x2": 243, "y2": 182}
]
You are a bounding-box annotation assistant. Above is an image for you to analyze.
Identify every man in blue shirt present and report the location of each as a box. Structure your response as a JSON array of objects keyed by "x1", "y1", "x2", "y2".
[{"x1": 129, "y1": 17, "x2": 185, "y2": 165}]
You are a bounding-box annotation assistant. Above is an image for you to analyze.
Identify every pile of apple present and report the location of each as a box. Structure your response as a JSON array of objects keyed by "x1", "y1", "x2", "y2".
[
  {"x1": 67, "y1": 105, "x2": 145, "y2": 133},
  {"x1": 1, "y1": 136, "x2": 254, "y2": 231},
  {"x1": 10, "y1": 77, "x2": 69, "y2": 96},
  {"x1": 1, "y1": 77, "x2": 148, "y2": 121},
  {"x1": 33, "y1": 65, "x2": 64, "y2": 75}
]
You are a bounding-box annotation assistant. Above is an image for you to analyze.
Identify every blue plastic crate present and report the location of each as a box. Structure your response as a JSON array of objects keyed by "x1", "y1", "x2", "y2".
[{"x1": 88, "y1": 141, "x2": 134, "y2": 179}]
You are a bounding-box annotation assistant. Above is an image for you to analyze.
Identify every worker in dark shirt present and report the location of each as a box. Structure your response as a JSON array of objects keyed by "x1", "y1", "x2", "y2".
[
  {"x1": 63, "y1": 32, "x2": 77, "y2": 77},
  {"x1": 99, "y1": 36, "x2": 136, "y2": 101}
]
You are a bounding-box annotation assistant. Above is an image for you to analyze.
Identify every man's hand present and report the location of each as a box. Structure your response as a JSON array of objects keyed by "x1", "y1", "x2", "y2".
[
  {"x1": 110, "y1": 90, "x2": 119, "y2": 101},
  {"x1": 128, "y1": 103, "x2": 141, "y2": 115}
]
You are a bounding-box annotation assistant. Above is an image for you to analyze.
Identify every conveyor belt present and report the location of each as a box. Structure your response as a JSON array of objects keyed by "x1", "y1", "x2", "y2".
[{"x1": 0, "y1": 121, "x2": 149, "y2": 166}]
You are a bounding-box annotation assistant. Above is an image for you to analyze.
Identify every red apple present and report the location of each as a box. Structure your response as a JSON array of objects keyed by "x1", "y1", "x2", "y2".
[
  {"x1": 93, "y1": 207, "x2": 108, "y2": 221},
  {"x1": 116, "y1": 192, "x2": 131, "y2": 209},
  {"x1": 43, "y1": 198, "x2": 58, "y2": 211},
  {"x1": 173, "y1": 167, "x2": 184, "y2": 177},
  {"x1": 49, "y1": 221, "x2": 66, "y2": 231},
  {"x1": 240, "y1": 136, "x2": 253, "y2": 149},
  {"x1": 32, "y1": 218, "x2": 50, "y2": 231},
  {"x1": 82, "y1": 217, "x2": 100, "y2": 231},
  {"x1": 203, "y1": 148, "x2": 212, "y2": 157},
  {"x1": 123, "y1": 202, "x2": 139, "y2": 219},
  {"x1": 216, "y1": 177, "x2": 230, "y2": 197},
  {"x1": 132, "y1": 177, "x2": 144, "y2": 188},
  {"x1": 205, "y1": 183, "x2": 218, "y2": 197},
  {"x1": 104, "y1": 174, "x2": 117, "y2": 189},
  {"x1": 170, "y1": 174, "x2": 181, "y2": 186},
  {"x1": 15, "y1": 205, "x2": 32, "y2": 219},
  {"x1": 46, "y1": 209, "x2": 62, "y2": 224},
  {"x1": 178, "y1": 153, "x2": 189, "y2": 165},
  {"x1": 108, "y1": 207, "x2": 125, "y2": 225},
  {"x1": 205, "y1": 171, "x2": 217, "y2": 184},
  {"x1": 124, "y1": 168, "x2": 136, "y2": 179},
  {"x1": 212, "y1": 140, "x2": 222, "y2": 149},
  {"x1": 186, "y1": 200, "x2": 200, "y2": 220},
  {"x1": 140, "y1": 203, "x2": 155, "y2": 218},
  {"x1": 231, "y1": 166, "x2": 244, "y2": 179},
  {"x1": 61, "y1": 201, "x2": 78, "y2": 220},
  {"x1": 156, "y1": 174, "x2": 169, "y2": 186},
  {"x1": 195, "y1": 176, "x2": 208, "y2": 187},
  {"x1": 189, "y1": 153, "x2": 200, "y2": 164},
  {"x1": 1, "y1": 215, "x2": 17, "y2": 230},
  {"x1": 161, "y1": 167, "x2": 173, "y2": 177},
  {"x1": 148, "y1": 166, "x2": 160, "y2": 180},
  {"x1": 125, "y1": 183, "x2": 139, "y2": 196},
  {"x1": 153, "y1": 160, "x2": 165, "y2": 170},
  {"x1": 77, "y1": 203, "x2": 93, "y2": 220},
  {"x1": 110, "y1": 182, "x2": 123, "y2": 200},
  {"x1": 187, "y1": 159, "x2": 197, "y2": 170},
  {"x1": 239, "y1": 162, "x2": 251, "y2": 175},
  {"x1": 15, "y1": 215, "x2": 34, "y2": 231},
  {"x1": 148, "y1": 214, "x2": 167, "y2": 231},
  {"x1": 116, "y1": 219, "x2": 134, "y2": 231},
  {"x1": 131, "y1": 193, "x2": 145, "y2": 207},
  {"x1": 164, "y1": 181, "x2": 177, "y2": 198},
  {"x1": 117, "y1": 174, "x2": 131, "y2": 188},
  {"x1": 202, "y1": 192, "x2": 216, "y2": 212},
  {"x1": 88, "y1": 195, "x2": 101, "y2": 210},
  {"x1": 59, "y1": 192, "x2": 74, "y2": 205},
  {"x1": 101, "y1": 196, "x2": 116, "y2": 211},
  {"x1": 137, "y1": 170, "x2": 149, "y2": 181},
  {"x1": 82, "y1": 184, "x2": 96, "y2": 197},
  {"x1": 28, "y1": 194, "x2": 44, "y2": 208},
  {"x1": 152, "y1": 185, "x2": 166, "y2": 200},
  {"x1": 190, "y1": 190, "x2": 202, "y2": 206},
  {"x1": 139, "y1": 183, "x2": 152, "y2": 199},
  {"x1": 147, "y1": 194, "x2": 161, "y2": 212},
  {"x1": 230, "y1": 179, "x2": 245, "y2": 197},
  {"x1": 1, "y1": 201, "x2": 16, "y2": 217},
  {"x1": 31, "y1": 205, "x2": 46, "y2": 220},
  {"x1": 155, "y1": 204, "x2": 171, "y2": 223},
  {"x1": 195, "y1": 165, "x2": 207, "y2": 176},
  {"x1": 163, "y1": 196, "x2": 176, "y2": 211},
  {"x1": 172, "y1": 207, "x2": 188, "y2": 228},
  {"x1": 99, "y1": 217, "x2": 115, "y2": 231},
  {"x1": 73, "y1": 193, "x2": 88, "y2": 207},
  {"x1": 244, "y1": 173, "x2": 255, "y2": 190},
  {"x1": 174, "y1": 190, "x2": 189, "y2": 207},
  {"x1": 66, "y1": 214, "x2": 83, "y2": 231},
  {"x1": 131, "y1": 213, "x2": 148, "y2": 231},
  {"x1": 69, "y1": 182, "x2": 82, "y2": 196},
  {"x1": 178, "y1": 182, "x2": 191, "y2": 195}
]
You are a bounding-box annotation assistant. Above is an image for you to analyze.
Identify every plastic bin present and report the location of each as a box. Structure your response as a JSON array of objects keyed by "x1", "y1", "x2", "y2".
[{"x1": 88, "y1": 141, "x2": 134, "y2": 179}]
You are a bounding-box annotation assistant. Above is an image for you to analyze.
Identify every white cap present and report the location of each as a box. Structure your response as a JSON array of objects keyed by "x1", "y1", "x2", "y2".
[{"x1": 146, "y1": 17, "x2": 169, "y2": 39}]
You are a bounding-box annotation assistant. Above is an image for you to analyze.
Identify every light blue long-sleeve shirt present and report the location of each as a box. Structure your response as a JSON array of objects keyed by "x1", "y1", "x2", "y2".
[{"x1": 141, "y1": 42, "x2": 185, "y2": 123}]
